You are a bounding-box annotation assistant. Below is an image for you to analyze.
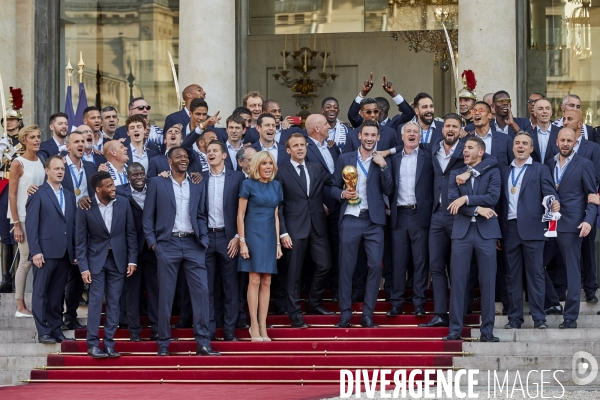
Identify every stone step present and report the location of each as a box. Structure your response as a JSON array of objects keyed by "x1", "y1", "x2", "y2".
[
  {"x1": 454, "y1": 355, "x2": 595, "y2": 371},
  {"x1": 494, "y1": 315, "x2": 600, "y2": 329},
  {"x1": 452, "y1": 369, "x2": 600, "y2": 387},
  {"x1": 471, "y1": 328, "x2": 600, "y2": 342},
  {"x1": 464, "y1": 341, "x2": 600, "y2": 357},
  {"x1": 495, "y1": 301, "x2": 600, "y2": 315},
  {"x1": 0, "y1": 342, "x2": 60, "y2": 356},
  {"x1": 0, "y1": 356, "x2": 48, "y2": 371},
  {"x1": 0, "y1": 329, "x2": 38, "y2": 343},
  {"x1": 0, "y1": 316, "x2": 37, "y2": 329},
  {"x1": 0, "y1": 370, "x2": 31, "y2": 386}
]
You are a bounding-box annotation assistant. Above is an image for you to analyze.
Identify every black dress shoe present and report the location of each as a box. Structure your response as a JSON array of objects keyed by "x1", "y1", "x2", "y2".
[
  {"x1": 443, "y1": 333, "x2": 462, "y2": 341},
  {"x1": 480, "y1": 334, "x2": 500, "y2": 342},
  {"x1": 53, "y1": 334, "x2": 74, "y2": 343},
  {"x1": 414, "y1": 305, "x2": 426, "y2": 317},
  {"x1": 223, "y1": 330, "x2": 238, "y2": 341},
  {"x1": 586, "y1": 295, "x2": 598, "y2": 303},
  {"x1": 196, "y1": 344, "x2": 221, "y2": 356},
  {"x1": 105, "y1": 347, "x2": 121, "y2": 358},
  {"x1": 209, "y1": 332, "x2": 217, "y2": 342},
  {"x1": 172, "y1": 319, "x2": 192, "y2": 329},
  {"x1": 38, "y1": 335, "x2": 57, "y2": 344},
  {"x1": 334, "y1": 318, "x2": 351, "y2": 328},
  {"x1": 235, "y1": 318, "x2": 249, "y2": 329},
  {"x1": 386, "y1": 305, "x2": 403, "y2": 316},
  {"x1": 157, "y1": 346, "x2": 169, "y2": 356},
  {"x1": 504, "y1": 320, "x2": 522, "y2": 329},
  {"x1": 534, "y1": 320, "x2": 548, "y2": 329},
  {"x1": 150, "y1": 332, "x2": 159, "y2": 341},
  {"x1": 418, "y1": 315, "x2": 449, "y2": 327},
  {"x1": 559, "y1": 319, "x2": 577, "y2": 329},
  {"x1": 545, "y1": 304, "x2": 563, "y2": 315},
  {"x1": 63, "y1": 320, "x2": 86, "y2": 330},
  {"x1": 306, "y1": 306, "x2": 335, "y2": 315},
  {"x1": 359, "y1": 316, "x2": 378, "y2": 328},
  {"x1": 130, "y1": 332, "x2": 141, "y2": 342},
  {"x1": 88, "y1": 347, "x2": 108, "y2": 359},
  {"x1": 290, "y1": 316, "x2": 308, "y2": 328}
]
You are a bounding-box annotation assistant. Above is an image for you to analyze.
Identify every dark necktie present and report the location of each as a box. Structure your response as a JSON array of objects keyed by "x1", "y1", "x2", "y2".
[{"x1": 298, "y1": 164, "x2": 308, "y2": 195}]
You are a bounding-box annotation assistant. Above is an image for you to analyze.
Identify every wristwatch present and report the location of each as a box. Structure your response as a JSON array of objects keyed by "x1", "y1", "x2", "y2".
[
  {"x1": 239, "y1": 237, "x2": 246, "y2": 243},
  {"x1": 380, "y1": 164, "x2": 388, "y2": 171}
]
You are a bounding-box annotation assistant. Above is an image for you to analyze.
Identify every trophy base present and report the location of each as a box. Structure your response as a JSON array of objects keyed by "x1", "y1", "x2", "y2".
[{"x1": 348, "y1": 197, "x2": 361, "y2": 206}]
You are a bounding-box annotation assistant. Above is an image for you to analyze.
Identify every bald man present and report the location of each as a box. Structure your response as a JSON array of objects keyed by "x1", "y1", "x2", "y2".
[
  {"x1": 78, "y1": 124, "x2": 106, "y2": 165},
  {"x1": 551, "y1": 95, "x2": 596, "y2": 143},
  {"x1": 482, "y1": 93, "x2": 495, "y2": 120},
  {"x1": 163, "y1": 84, "x2": 206, "y2": 133},
  {"x1": 530, "y1": 99, "x2": 554, "y2": 163},
  {"x1": 103, "y1": 140, "x2": 130, "y2": 185}
]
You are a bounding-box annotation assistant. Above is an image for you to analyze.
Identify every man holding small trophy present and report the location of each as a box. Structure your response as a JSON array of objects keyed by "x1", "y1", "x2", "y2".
[{"x1": 331, "y1": 120, "x2": 394, "y2": 328}]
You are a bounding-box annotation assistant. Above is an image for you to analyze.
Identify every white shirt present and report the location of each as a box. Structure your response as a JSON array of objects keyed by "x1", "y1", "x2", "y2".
[
  {"x1": 65, "y1": 155, "x2": 88, "y2": 202},
  {"x1": 207, "y1": 168, "x2": 226, "y2": 229},
  {"x1": 574, "y1": 136, "x2": 582, "y2": 153},
  {"x1": 554, "y1": 152, "x2": 575, "y2": 188},
  {"x1": 171, "y1": 175, "x2": 194, "y2": 233},
  {"x1": 53, "y1": 137, "x2": 67, "y2": 153},
  {"x1": 260, "y1": 141, "x2": 279, "y2": 163},
  {"x1": 226, "y1": 141, "x2": 243, "y2": 168},
  {"x1": 131, "y1": 185, "x2": 146, "y2": 210},
  {"x1": 309, "y1": 137, "x2": 335, "y2": 173},
  {"x1": 95, "y1": 194, "x2": 115, "y2": 232},
  {"x1": 129, "y1": 143, "x2": 149, "y2": 171},
  {"x1": 435, "y1": 140, "x2": 457, "y2": 173},
  {"x1": 494, "y1": 119, "x2": 510, "y2": 135},
  {"x1": 93, "y1": 135, "x2": 103, "y2": 152},
  {"x1": 536, "y1": 125, "x2": 551, "y2": 162},
  {"x1": 107, "y1": 161, "x2": 128, "y2": 185},
  {"x1": 344, "y1": 151, "x2": 371, "y2": 216},
  {"x1": 507, "y1": 157, "x2": 532, "y2": 220},
  {"x1": 397, "y1": 148, "x2": 418, "y2": 206},
  {"x1": 477, "y1": 129, "x2": 493, "y2": 155},
  {"x1": 290, "y1": 159, "x2": 310, "y2": 196},
  {"x1": 52, "y1": 185, "x2": 65, "y2": 215},
  {"x1": 82, "y1": 150, "x2": 95, "y2": 164}
]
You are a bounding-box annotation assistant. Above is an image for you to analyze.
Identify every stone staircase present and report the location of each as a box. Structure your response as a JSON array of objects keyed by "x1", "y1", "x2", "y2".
[
  {"x1": 458, "y1": 289, "x2": 600, "y2": 387},
  {"x1": 0, "y1": 293, "x2": 72, "y2": 386}
]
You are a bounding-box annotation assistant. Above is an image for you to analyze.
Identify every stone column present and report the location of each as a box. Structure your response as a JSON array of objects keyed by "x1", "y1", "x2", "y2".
[
  {"x1": 458, "y1": 0, "x2": 518, "y2": 111},
  {"x1": 179, "y1": 0, "x2": 236, "y2": 117},
  {"x1": 0, "y1": 0, "x2": 17, "y2": 103}
]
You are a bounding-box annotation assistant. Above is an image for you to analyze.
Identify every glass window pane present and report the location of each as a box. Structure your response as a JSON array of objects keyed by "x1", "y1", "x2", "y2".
[{"x1": 60, "y1": 0, "x2": 180, "y2": 129}]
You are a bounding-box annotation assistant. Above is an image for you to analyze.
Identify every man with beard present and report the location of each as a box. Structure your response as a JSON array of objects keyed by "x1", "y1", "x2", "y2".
[
  {"x1": 115, "y1": 98, "x2": 164, "y2": 147},
  {"x1": 530, "y1": 99, "x2": 554, "y2": 164},
  {"x1": 321, "y1": 97, "x2": 348, "y2": 152},
  {"x1": 542, "y1": 128, "x2": 596, "y2": 328},
  {"x1": 397, "y1": 93, "x2": 443, "y2": 145},
  {"x1": 490, "y1": 91, "x2": 529, "y2": 137},
  {"x1": 343, "y1": 98, "x2": 399, "y2": 153},
  {"x1": 468, "y1": 101, "x2": 513, "y2": 167},
  {"x1": 444, "y1": 136, "x2": 501, "y2": 342},
  {"x1": 83, "y1": 107, "x2": 104, "y2": 152},
  {"x1": 38, "y1": 113, "x2": 69, "y2": 161},
  {"x1": 250, "y1": 113, "x2": 290, "y2": 166},
  {"x1": 224, "y1": 114, "x2": 245, "y2": 171},
  {"x1": 331, "y1": 120, "x2": 394, "y2": 328},
  {"x1": 526, "y1": 93, "x2": 545, "y2": 131},
  {"x1": 551, "y1": 94, "x2": 596, "y2": 143},
  {"x1": 243, "y1": 100, "x2": 305, "y2": 145},
  {"x1": 164, "y1": 84, "x2": 206, "y2": 133},
  {"x1": 347, "y1": 73, "x2": 415, "y2": 130},
  {"x1": 418, "y1": 113, "x2": 497, "y2": 327},
  {"x1": 101, "y1": 106, "x2": 119, "y2": 141},
  {"x1": 77, "y1": 124, "x2": 106, "y2": 166}
]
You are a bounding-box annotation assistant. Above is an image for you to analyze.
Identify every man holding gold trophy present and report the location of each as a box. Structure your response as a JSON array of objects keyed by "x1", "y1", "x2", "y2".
[{"x1": 331, "y1": 120, "x2": 394, "y2": 328}]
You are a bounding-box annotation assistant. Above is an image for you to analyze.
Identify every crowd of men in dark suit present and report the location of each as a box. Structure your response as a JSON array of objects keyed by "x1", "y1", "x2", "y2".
[{"x1": 16, "y1": 74, "x2": 600, "y2": 357}]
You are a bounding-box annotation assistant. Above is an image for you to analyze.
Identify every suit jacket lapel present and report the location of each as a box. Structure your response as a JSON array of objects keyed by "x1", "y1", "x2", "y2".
[
  {"x1": 43, "y1": 183, "x2": 64, "y2": 219},
  {"x1": 416, "y1": 149, "x2": 425, "y2": 183},
  {"x1": 560, "y1": 155, "x2": 578, "y2": 185},
  {"x1": 445, "y1": 142, "x2": 463, "y2": 173},
  {"x1": 91, "y1": 198, "x2": 109, "y2": 234},
  {"x1": 110, "y1": 198, "x2": 119, "y2": 234},
  {"x1": 287, "y1": 163, "x2": 307, "y2": 197},
  {"x1": 123, "y1": 184, "x2": 143, "y2": 213},
  {"x1": 308, "y1": 143, "x2": 327, "y2": 172},
  {"x1": 189, "y1": 179, "x2": 199, "y2": 215},
  {"x1": 164, "y1": 177, "x2": 176, "y2": 208}
]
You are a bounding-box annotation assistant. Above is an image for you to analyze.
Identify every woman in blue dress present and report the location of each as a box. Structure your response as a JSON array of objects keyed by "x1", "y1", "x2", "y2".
[{"x1": 237, "y1": 151, "x2": 283, "y2": 342}]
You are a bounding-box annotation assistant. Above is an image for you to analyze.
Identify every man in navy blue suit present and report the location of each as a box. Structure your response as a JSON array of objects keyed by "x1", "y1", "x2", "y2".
[
  {"x1": 490, "y1": 91, "x2": 530, "y2": 137},
  {"x1": 346, "y1": 73, "x2": 415, "y2": 130},
  {"x1": 143, "y1": 146, "x2": 219, "y2": 356},
  {"x1": 203, "y1": 140, "x2": 244, "y2": 341},
  {"x1": 250, "y1": 113, "x2": 290, "y2": 167},
  {"x1": 343, "y1": 98, "x2": 399, "y2": 154},
  {"x1": 116, "y1": 163, "x2": 160, "y2": 342},
  {"x1": 498, "y1": 132, "x2": 559, "y2": 330},
  {"x1": 163, "y1": 84, "x2": 205, "y2": 133},
  {"x1": 468, "y1": 101, "x2": 514, "y2": 168},
  {"x1": 243, "y1": 100, "x2": 305, "y2": 145},
  {"x1": 26, "y1": 156, "x2": 76, "y2": 344},
  {"x1": 76, "y1": 171, "x2": 138, "y2": 358},
  {"x1": 82, "y1": 107, "x2": 104, "y2": 152},
  {"x1": 223, "y1": 114, "x2": 245, "y2": 172},
  {"x1": 37, "y1": 113, "x2": 69, "y2": 161},
  {"x1": 278, "y1": 131, "x2": 335, "y2": 328},
  {"x1": 387, "y1": 121, "x2": 433, "y2": 317},
  {"x1": 62, "y1": 131, "x2": 96, "y2": 330},
  {"x1": 305, "y1": 114, "x2": 341, "y2": 299},
  {"x1": 125, "y1": 114, "x2": 159, "y2": 173},
  {"x1": 396, "y1": 93, "x2": 444, "y2": 145},
  {"x1": 543, "y1": 128, "x2": 597, "y2": 328},
  {"x1": 419, "y1": 113, "x2": 497, "y2": 328},
  {"x1": 551, "y1": 94, "x2": 596, "y2": 143},
  {"x1": 444, "y1": 136, "x2": 501, "y2": 342},
  {"x1": 528, "y1": 99, "x2": 555, "y2": 164},
  {"x1": 331, "y1": 120, "x2": 394, "y2": 328}
]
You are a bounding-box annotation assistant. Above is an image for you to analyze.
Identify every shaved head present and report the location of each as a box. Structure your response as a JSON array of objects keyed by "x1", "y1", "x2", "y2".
[
  {"x1": 103, "y1": 140, "x2": 119, "y2": 156},
  {"x1": 305, "y1": 114, "x2": 326, "y2": 133}
]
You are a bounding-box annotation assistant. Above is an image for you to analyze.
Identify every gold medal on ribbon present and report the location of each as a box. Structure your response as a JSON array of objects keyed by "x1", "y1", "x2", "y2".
[
  {"x1": 75, "y1": 188, "x2": 81, "y2": 196},
  {"x1": 510, "y1": 187, "x2": 516, "y2": 194},
  {"x1": 555, "y1": 185, "x2": 559, "y2": 190}
]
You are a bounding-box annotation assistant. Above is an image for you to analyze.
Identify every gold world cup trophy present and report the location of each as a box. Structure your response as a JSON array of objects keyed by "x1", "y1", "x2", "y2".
[{"x1": 342, "y1": 165, "x2": 361, "y2": 206}]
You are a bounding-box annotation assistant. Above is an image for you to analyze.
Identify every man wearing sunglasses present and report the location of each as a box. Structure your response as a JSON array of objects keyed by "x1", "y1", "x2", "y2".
[
  {"x1": 491, "y1": 91, "x2": 530, "y2": 138},
  {"x1": 115, "y1": 98, "x2": 164, "y2": 151},
  {"x1": 526, "y1": 93, "x2": 545, "y2": 130},
  {"x1": 551, "y1": 94, "x2": 596, "y2": 143},
  {"x1": 342, "y1": 98, "x2": 399, "y2": 154}
]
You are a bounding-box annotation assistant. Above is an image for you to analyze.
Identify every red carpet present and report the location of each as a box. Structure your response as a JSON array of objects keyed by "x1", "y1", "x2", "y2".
[{"x1": 21, "y1": 290, "x2": 477, "y2": 388}]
